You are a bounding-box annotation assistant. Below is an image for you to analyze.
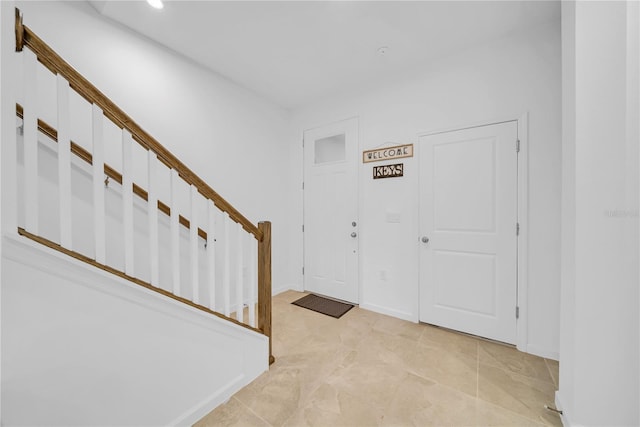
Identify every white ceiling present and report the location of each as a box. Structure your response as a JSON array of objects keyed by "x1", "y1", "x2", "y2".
[{"x1": 89, "y1": 1, "x2": 560, "y2": 110}]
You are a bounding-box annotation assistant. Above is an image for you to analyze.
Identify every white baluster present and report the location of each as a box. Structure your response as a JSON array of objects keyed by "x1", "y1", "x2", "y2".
[
  {"x1": 57, "y1": 75, "x2": 72, "y2": 248},
  {"x1": 248, "y1": 233, "x2": 256, "y2": 328},
  {"x1": 170, "y1": 169, "x2": 181, "y2": 295},
  {"x1": 92, "y1": 105, "x2": 106, "y2": 264},
  {"x1": 23, "y1": 49, "x2": 38, "y2": 234},
  {"x1": 2, "y1": 66, "x2": 18, "y2": 234},
  {"x1": 223, "y1": 212, "x2": 231, "y2": 317},
  {"x1": 122, "y1": 130, "x2": 135, "y2": 276},
  {"x1": 148, "y1": 150, "x2": 159, "y2": 285},
  {"x1": 190, "y1": 184, "x2": 199, "y2": 304},
  {"x1": 236, "y1": 223, "x2": 244, "y2": 323},
  {"x1": 207, "y1": 200, "x2": 216, "y2": 310}
]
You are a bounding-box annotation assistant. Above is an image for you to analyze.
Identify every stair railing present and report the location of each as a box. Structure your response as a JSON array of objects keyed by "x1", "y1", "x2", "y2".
[{"x1": 12, "y1": 9, "x2": 273, "y2": 364}]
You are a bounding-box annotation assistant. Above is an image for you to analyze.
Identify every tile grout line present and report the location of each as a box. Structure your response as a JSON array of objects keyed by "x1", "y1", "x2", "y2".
[
  {"x1": 405, "y1": 364, "x2": 552, "y2": 427},
  {"x1": 543, "y1": 358, "x2": 551, "y2": 384},
  {"x1": 474, "y1": 344, "x2": 561, "y2": 426},
  {"x1": 406, "y1": 364, "x2": 479, "y2": 401},
  {"x1": 279, "y1": 344, "x2": 355, "y2": 426},
  {"x1": 232, "y1": 396, "x2": 274, "y2": 427},
  {"x1": 543, "y1": 358, "x2": 558, "y2": 388},
  {"x1": 479, "y1": 396, "x2": 551, "y2": 426},
  {"x1": 476, "y1": 340, "x2": 480, "y2": 398},
  {"x1": 473, "y1": 363, "x2": 561, "y2": 427},
  {"x1": 206, "y1": 292, "x2": 559, "y2": 426},
  {"x1": 476, "y1": 341, "x2": 557, "y2": 386}
]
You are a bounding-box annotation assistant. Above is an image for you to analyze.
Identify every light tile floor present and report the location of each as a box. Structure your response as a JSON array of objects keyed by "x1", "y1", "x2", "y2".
[{"x1": 196, "y1": 291, "x2": 562, "y2": 427}]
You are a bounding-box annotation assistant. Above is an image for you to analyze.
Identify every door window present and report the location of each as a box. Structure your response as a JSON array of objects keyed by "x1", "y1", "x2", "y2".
[{"x1": 314, "y1": 134, "x2": 346, "y2": 164}]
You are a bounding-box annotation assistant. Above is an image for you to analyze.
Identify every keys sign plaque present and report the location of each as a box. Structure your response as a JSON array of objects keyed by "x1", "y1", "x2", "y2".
[{"x1": 373, "y1": 163, "x2": 404, "y2": 179}]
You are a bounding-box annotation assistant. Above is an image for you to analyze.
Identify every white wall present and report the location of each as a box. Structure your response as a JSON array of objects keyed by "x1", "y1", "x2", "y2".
[
  {"x1": 2, "y1": 235, "x2": 268, "y2": 426},
  {"x1": 0, "y1": 1, "x2": 17, "y2": 421},
  {"x1": 14, "y1": 1, "x2": 294, "y2": 292},
  {"x1": 290, "y1": 21, "x2": 562, "y2": 358},
  {"x1": 559, "y1": 0, "x2": 577, "y2": 420},
  {"x1": 558, "y1": 1, "x2": 639, "y2": 425}
]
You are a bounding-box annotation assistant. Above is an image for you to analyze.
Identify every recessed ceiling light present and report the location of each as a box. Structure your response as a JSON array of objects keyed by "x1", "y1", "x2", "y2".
[
  {"x1": 377, "y1": 46, "x2": 389, "y2": 55},
  {"x1": 147, "y1": 0, "x2": 164, "y2": 10}
]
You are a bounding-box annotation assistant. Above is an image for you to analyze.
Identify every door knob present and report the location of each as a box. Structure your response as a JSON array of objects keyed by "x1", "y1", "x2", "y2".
[
  {"x1": 421, "y1": 236, "x2": 429, "y2": 243},
  {"x1": 351, "y1": 232, "x2": 357, "y2": 238}
]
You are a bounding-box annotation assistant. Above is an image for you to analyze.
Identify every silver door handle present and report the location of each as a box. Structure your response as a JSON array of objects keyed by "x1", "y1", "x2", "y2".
[
  {"x1": 421, "y1": 236, "x2": 429, "y2": 243},
  {"x1": 351, "y1": 232, "x2": 357, "y2": 238}
]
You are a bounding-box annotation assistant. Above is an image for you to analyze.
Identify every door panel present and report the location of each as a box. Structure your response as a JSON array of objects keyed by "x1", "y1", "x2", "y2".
[
  {"x1": 434, "y1": 250, "x2": 496, "y2": 315},
  {"x1": 304, "y1": 118, "x2": 358, "y2": 303},
  {"x1": 419, "y1": 121, "x2": 518, "y2": 344},
  {"x1": 434, "y1": 138, "x2": 496, "y2": 232}
]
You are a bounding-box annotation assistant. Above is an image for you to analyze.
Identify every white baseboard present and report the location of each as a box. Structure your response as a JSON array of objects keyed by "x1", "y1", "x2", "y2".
[
  {"x1": 359, "y1": 302, "x2": 416, "y2": 322},
  {"x1": 273, "y1": 283, "x2": 298, "y2": 296},
  {"x1": 555, "y1": 391, "x2": 583, "y2": 427},
  {"x1": 526, "y1": 344, "x2": 559, "y2": 361},
  {"x1": 170, "y1": 374, "x2": 245, "y2": 426}
]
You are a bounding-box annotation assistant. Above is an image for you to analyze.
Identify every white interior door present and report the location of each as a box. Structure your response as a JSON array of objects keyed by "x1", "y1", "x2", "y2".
[
  {"x1": 303, "y1": 118, "x2": 359, "y2": 303},
  {"x1": 419, "y1": 121, "x2": 518, "y2": 344}
]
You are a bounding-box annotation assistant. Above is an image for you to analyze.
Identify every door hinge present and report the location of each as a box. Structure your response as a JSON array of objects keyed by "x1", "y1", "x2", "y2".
[
  {"x1": 516, "y1": 139, "x2": 521, "y2": 153},
  {"x1": 302, "y1": 182, "x2": 304, "y2": 190},
  {"x1": 302, "y1": 224, "x2": 304, "y2": 232},
  {"x1": 516, "y1": 306, "x2": 520, "y2": 319},
  {"x1": 302, "y1": 266, "x2": 305, "y2": 275},
  {"x1": 516, "y1": 222, "x2": 520, "y2": 236}
]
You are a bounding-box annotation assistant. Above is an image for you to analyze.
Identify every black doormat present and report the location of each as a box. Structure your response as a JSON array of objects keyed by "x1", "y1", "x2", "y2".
[{"x1": 291, "y1": 294, "x2": 354, "y2": 319}]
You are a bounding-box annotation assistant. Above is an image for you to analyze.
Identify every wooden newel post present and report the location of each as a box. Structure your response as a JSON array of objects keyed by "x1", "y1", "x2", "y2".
[
  {"x1": 257, "y1": 221, "x2": 274, "y2": 365},
  {"x1": 15, "y1": 8, "x2": 24, "y2": 52}
]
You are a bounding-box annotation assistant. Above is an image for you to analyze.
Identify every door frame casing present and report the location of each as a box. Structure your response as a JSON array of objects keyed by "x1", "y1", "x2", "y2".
[
  {"x1": 302, "y1": 117, "x2": 360, "y2": 304},
  {"x1": 416, "y1": 113, "x2": 529, "y2": 353}
]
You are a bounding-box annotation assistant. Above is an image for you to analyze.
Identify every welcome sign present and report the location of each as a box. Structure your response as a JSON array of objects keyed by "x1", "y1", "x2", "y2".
[{"x1": 363, "y1": 144, "x2": 413, "y2": 163}]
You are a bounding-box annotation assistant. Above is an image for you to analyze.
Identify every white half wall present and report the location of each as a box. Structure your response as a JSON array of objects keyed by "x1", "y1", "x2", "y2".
[
  {"x1": 1, "y1": 235, "x2": 268, "y2": 426},
  {"x1": 290, "y1": 20, "x2": 562, "y2": 359}
]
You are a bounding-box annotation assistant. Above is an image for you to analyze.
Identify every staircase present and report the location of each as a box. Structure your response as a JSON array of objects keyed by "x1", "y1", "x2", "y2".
[{"x1": 2, "y1": 9, "x2": 273, "y2": 425}]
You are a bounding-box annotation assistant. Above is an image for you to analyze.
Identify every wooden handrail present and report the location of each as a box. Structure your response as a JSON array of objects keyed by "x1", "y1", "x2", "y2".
[
  {"x1": 15, "y1": 104, "x2": 209, "y2": 241},
  {"x1": 15, "y1": 12, "x2": 262, "y2": 242}
]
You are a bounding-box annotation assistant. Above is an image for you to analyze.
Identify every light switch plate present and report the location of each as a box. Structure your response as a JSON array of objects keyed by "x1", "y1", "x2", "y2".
[{"x1": 386, "y1": 211, "x2": 401, "y2": 223}]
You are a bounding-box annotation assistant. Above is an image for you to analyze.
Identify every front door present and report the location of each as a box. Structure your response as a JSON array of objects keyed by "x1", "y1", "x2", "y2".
[
  {"x1": 419, "y1": 121, "x2": 518, "y2": 344},
  {"x1": 303, "y1": 118, "x2": 359, "y2": 303}
]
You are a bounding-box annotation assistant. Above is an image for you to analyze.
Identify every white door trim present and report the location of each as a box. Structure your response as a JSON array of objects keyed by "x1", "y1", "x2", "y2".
[
  {"x1": 417, "y1": 113, "x2": 529, "y2": 352},
  {"x1": 302, "y1": 117, "x2": 360, "y2": 304},
  {"x1": 515, "y1": 114, "x2": 529, "y2": 354}
]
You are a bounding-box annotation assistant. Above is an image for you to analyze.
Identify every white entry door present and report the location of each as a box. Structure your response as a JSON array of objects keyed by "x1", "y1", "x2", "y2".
[
  {"x1": 419, "y1": 121, "x2": 518, "y2": 344},
  {"x1": 303, "y1": 118, "x2": 359, "y2": 303}
]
